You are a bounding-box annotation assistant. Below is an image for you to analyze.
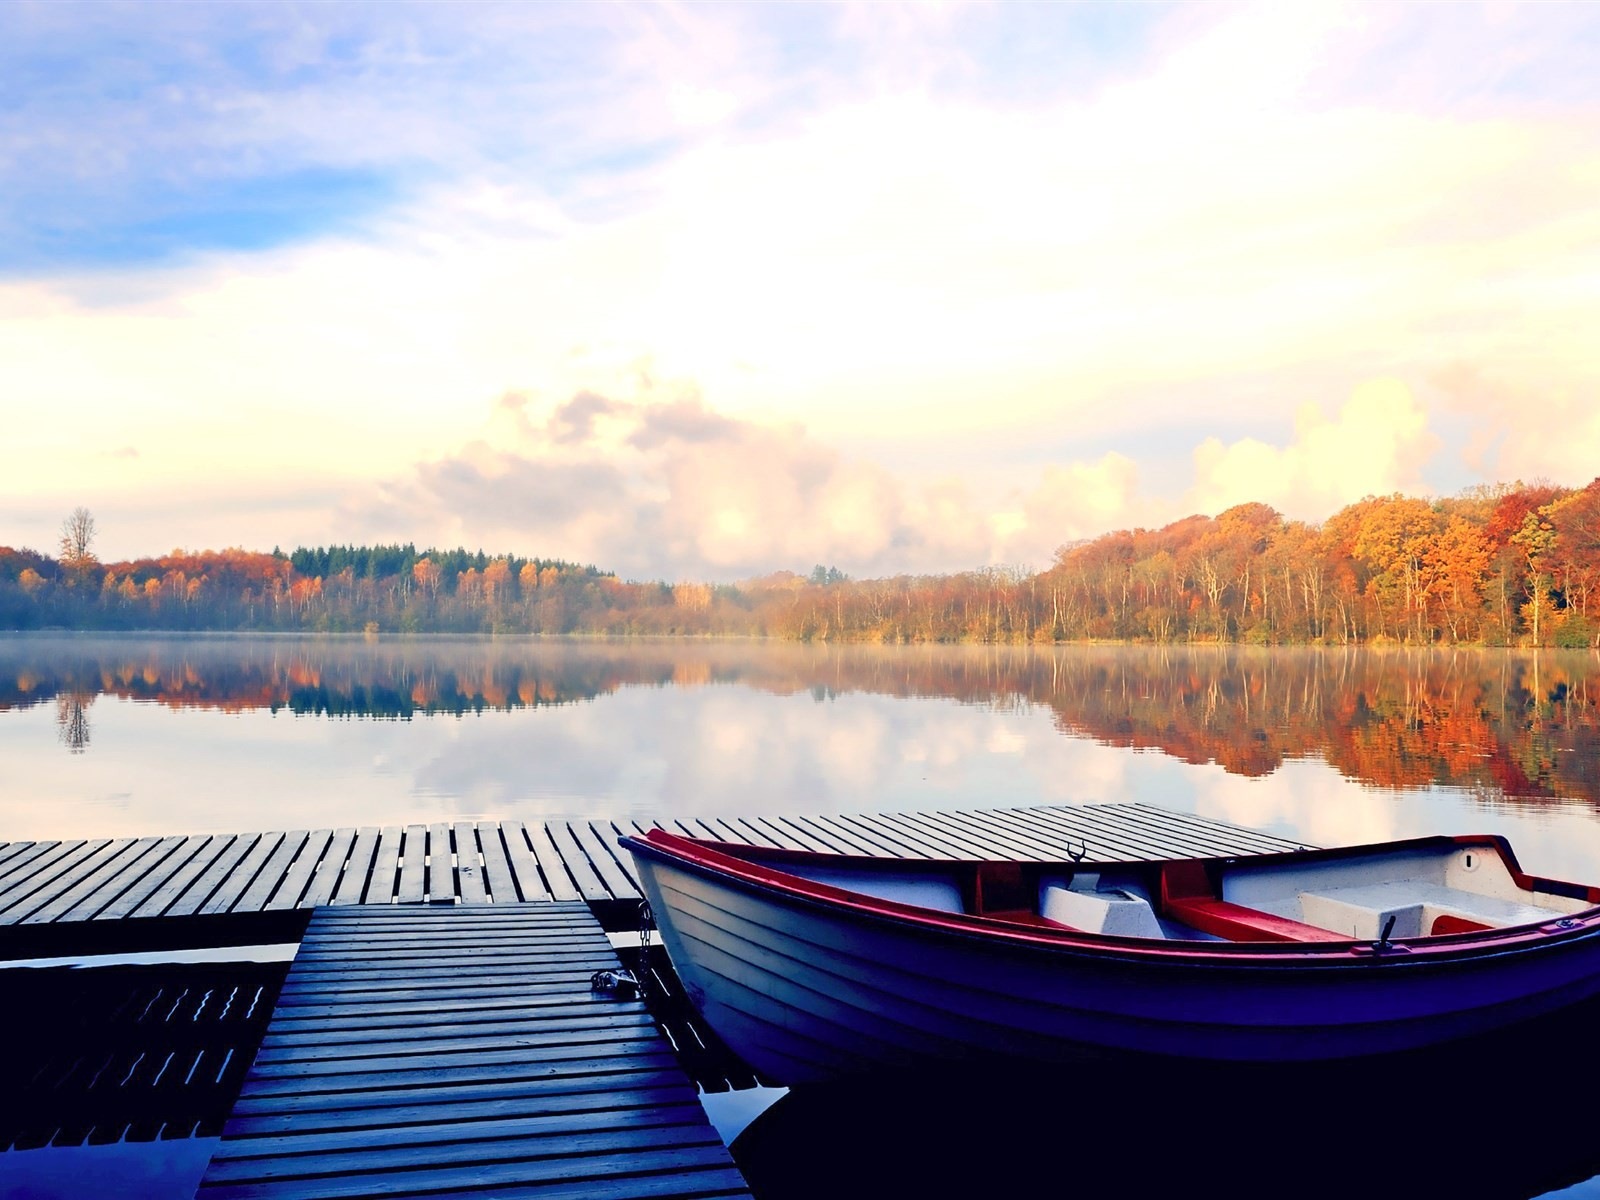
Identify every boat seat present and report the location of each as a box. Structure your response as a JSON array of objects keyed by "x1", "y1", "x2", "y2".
[
  {"x1": 1159, "y1": 860, "x2": 1347, "y2": 943},
  {"x1": 1297, "y1": 882, "x2": 1559, "y2": 940},
  {"x1": 1040, "y1": 884, "x2": 1165, "y2": 939},
  {"x1": 1162, "y1": 896, "x2": 1350, "y2": 943}
]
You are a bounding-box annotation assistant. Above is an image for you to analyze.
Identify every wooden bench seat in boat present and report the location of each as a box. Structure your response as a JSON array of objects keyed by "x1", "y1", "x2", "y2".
[
  {"x1": 1296, "y1": 881, "x2": 1559, "y2": 939},
  {"x1": 1158, "y1": 861, "x2": 1347, "y2": 943},
  {"x1": 1159, "y1": 895, "x2": 1350, "y2": 943}
]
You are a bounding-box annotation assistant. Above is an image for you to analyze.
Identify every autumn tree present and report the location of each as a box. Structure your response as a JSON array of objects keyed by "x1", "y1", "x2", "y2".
[
  {"x1": 1511, "y1": 510, "x2": 1558, "y2": 644},
  {"x1": 1426, "y1": 516, "x2": 1491, "y2": 642},
  {"x1": 1546, "y1": 479, "x2": 1600, "y2": 635},
  {"x1": 58, "y1": 507, "x2": 98, "y2": 576},
  {"x1": 1483, "y1": 482, "x2": 1570, "y2": 641}
]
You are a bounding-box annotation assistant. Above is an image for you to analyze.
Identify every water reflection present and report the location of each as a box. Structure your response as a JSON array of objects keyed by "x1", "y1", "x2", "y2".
[
  {"x1": 3, "y1": 638, "x2": 1600, "y2": 877},
  {"x1": 4, "y1": 640, "x2": 1598, "y2": 805},
  {"x1": 732, "y1": 1004, "x2": 1600, "y2": 1200},
  {"x1": 53, "y1": 691, "x2": 92, "y2": 754}
]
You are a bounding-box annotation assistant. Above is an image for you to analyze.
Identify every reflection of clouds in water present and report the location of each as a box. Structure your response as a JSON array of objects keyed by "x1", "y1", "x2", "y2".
[
  {"x1": 5, "y1": 643, "x2": 1600, "y2": 902},
  {"x1": 1195, "y1": 764, "x2": 1400, "y2": 849},
  {"x1": 986, "y1": 728, "x2": 1027, "y2": 755},
  {"x1": 404, "y1": 689, "x2": 1063, "y2": 821}
]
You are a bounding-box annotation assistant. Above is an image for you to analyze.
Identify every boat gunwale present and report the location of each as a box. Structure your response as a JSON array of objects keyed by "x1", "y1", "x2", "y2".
[{"x1": 622, "y1": 829, "x2": 1600, "y2": 968}]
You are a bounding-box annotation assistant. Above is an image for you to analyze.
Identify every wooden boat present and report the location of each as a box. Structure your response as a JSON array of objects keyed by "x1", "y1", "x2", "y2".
[{"x1": 621, "y1": 827, "x2": 1600, "y2": 1084}]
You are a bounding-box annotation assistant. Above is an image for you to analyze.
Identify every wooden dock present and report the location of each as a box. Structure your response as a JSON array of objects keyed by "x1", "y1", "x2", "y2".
[
  {"x1": 0, "y1": 803, "x2": 1308, "y2": 945},
  {"x1": 197, "y1": 902, "x2": 750, "y2": 1200}
]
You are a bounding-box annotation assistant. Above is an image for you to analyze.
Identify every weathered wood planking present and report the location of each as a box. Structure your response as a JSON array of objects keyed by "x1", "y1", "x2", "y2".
[
  {"x1": 0, "y1": 804, "x2": 1310, "y2": 927},
  {"x1": 197, "y1": 902, "x2": 751, "y2": 1200}
]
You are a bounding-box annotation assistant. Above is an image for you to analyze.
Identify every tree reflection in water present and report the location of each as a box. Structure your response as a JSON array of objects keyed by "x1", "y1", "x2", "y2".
[
  {"x1": 3, "y1": 639, "x2": 1596, "y2": 808},
  {"x1": 53, "y1": 690, "x2": 92, "y2": 754}
]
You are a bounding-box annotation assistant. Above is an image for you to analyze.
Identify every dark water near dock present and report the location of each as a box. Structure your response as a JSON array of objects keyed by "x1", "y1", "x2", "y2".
[{"x1": 4, "y1": 635, "x2": 1600, "y2": 1198}]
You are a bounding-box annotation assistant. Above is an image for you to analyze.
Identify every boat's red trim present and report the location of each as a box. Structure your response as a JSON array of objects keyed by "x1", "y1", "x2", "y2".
[
  {"x1": 1431, "y1": 913, "x2": 1492, "y2": 936},
  {"x1": 626, "y1": 829, "x2": 1600, "y2": 965},
  {"x1": 1162, "y1": 897, "x2": 1350, "y2": 943},
  {"x1": 1157, "y1": 857, "x2": 1347, "y2": 942}
]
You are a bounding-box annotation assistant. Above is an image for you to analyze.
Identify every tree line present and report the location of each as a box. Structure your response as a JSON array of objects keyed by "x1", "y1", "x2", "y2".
[{"x1": 1, "y1": 478, "x2": 1597, "y2": 645}]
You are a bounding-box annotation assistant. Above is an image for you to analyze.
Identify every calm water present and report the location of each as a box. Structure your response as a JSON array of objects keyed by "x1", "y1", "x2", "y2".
[
  {"x1": 6, "y1": 636, "x2": 1600, "y2": 1198},
  {"x1": 4, "y1": 634, "x2": 1600, "y2": 880}
]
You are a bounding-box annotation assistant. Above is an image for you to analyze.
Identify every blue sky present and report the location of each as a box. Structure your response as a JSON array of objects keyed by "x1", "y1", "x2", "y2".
[{"x1": 3, "y1": 2, "x2": 1599, "y2": 577}]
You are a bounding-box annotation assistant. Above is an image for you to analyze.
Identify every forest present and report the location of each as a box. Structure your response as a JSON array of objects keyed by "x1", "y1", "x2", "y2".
[{"x1": 2, "y1": 479, "x2": 1598, "y2": 646}]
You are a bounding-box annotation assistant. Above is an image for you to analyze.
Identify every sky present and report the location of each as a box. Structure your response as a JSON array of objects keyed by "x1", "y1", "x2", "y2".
[{"x1": 2, "y1": 0, "x2": 1598, "y2": 581}]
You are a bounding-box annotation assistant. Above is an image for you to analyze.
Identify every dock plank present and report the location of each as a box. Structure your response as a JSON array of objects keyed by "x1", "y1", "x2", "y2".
[
  {"x1": 0, "y1": 804, "x2": 1311, "y2": 929},
  {"x1": 0, "y1": 838, "x2": 115, "y2": 916},
  {"x1": 162, "y1": 833, "x2": 264, "y2": 917},
  {"x1": 228, "y1": 830, "x2": 311, "y2": 914},
  {"x1": 327, "y1": 827, "x2": 379, "y2": 907},
  {"x1": 1125, "y1": 801, "x2": 1308, "y2": 852},
  {"x1": 725, "y1": 819, "x2": 786, "y2": 848},
  {"x1": 365, "y1": 825, "x2": 403, "y2": 904},
  {"x1": 13, "y1": 836, "x2": 167, "y2": 925},
  {"x1": 128, "y1": 833, "x2": 235, "y2": 918},
  {"x1": 964, "y1": 806, "x2": 1143, "y2": 860},
  {"x1": 497, "y1": 821, "x2": 550, "y2": 902},
  {"x1": 95, "y1": 834, "x2": 216, "y2": 920},
  {"x1": 262, "y1": 829, "x2": 333, "y2": 911},
  {"x1": 0, "y1": 839, "x2": 36, "y2": 871},
  {"x1": 569, "y1": 820, "x2": 642, "y2": 901},
  {"x1": 198, "y1": 831, "x2": 288, "y2": 916},
  {"x1": 426, "y1": 821, "x2": 454, "y2": 902},
  {"x1": 748, "y1": 816, "x2": 836, "y2": 852},
  {"x1": 54, "y1": 834, "x2": 196, "y2": 922},
  {"x1": 455, "y1": 824, "x2": 490, "y2": 905},
  {"x1": 296, "y1": 828, "x2": 358, "y2": 909},
  {"x1": 524, "y1": 821, "x2": 583, "y2": 902},
  {"x1": 198, "y1": 901, "x2": 748, "y2": 1200},
  {"x1": 395, "y1": 824, "x2": 427, "y2": 903},
  {"x1": 866, "y1": 811, "x2": 990, "y2": 859},
  {"x1": 0, "y1": 839, "x2": 70, "y2": 893},
  {"x1": 475, "y1": 823, "x2": 518, "y2": 903}
]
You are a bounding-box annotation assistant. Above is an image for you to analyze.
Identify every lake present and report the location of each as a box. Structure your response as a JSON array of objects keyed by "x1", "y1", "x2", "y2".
[
  {"x1": 4, "y1": 635, "x2": 1600, "y2": 882},
  {"x1": 6, "y1": 634, "x2": 1600, "y2": 1199}
]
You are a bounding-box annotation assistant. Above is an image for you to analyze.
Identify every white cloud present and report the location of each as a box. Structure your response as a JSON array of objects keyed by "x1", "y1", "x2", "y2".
[
  {"x1": 1433, "y1": 365, "x2": 1600, "y2": 488},
  {"x1": 5, "y1": 4, "x2": 1600, "y2": 560},
  {"x1": 1187, "y1": 378, "x2": 1437, "y2": 520},
  {"x1": 360, "y1": 378, "x2": 1429, "y2": 581},
  {"x1": 359, "y1": 385, "x2": 1001, "y2": 577}
]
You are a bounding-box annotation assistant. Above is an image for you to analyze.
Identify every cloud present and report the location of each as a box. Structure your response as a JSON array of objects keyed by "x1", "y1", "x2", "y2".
[
  {"x1": 1432, "y1": 364, "x2": 1600, "y2": 487},
  {"x1": 995, "y1": 454, "x2": 1146, "y2": 563},
  {"x1": 1186, "y1": 379, "x2": 1437, "y2": 520},
  {"x1": 629, "y1": 397, "x2": 742, "y2": 450},
  {"x1": 5, "y1": 4, "x2": 1600, "y2": 561},
  {"x1": 368, "y1": 381, "x2": 1432, "y2": 582},
  {"x1": 363, "y1": 388, "x2": 999, "y2": 577},
  {"x1": 548, "y1": 390, "x2": 618, "y2": 445}
]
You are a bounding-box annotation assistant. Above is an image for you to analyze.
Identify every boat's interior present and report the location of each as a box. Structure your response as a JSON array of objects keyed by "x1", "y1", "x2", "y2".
[{"x1": 783, "y1": 839, "x2": 1595, "y2": 943}]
